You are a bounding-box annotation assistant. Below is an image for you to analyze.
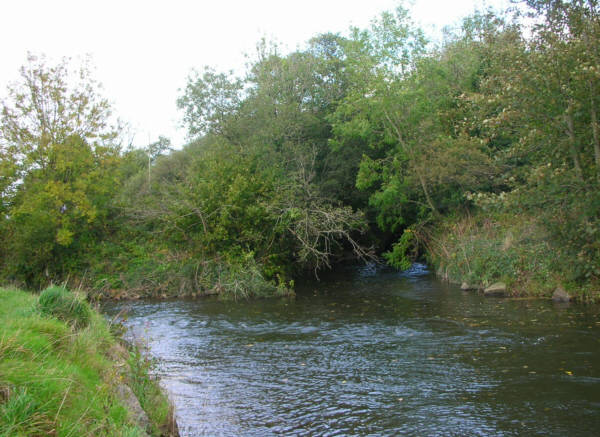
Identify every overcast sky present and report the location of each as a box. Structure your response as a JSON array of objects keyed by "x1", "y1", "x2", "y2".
[{"x1": 0, "y1": 0, "x2": 511, "y2": 148}]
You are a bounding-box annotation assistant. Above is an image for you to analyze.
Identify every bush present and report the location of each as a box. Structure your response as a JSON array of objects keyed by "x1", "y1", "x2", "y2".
[
  {"x1": 192, "y1": 255, "x2": 291, "y2": 300},
  {"x1": 37, "y1": 286, "x2": 92, "y2": 329}
]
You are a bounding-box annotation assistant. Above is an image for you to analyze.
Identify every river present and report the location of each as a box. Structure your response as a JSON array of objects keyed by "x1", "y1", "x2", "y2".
[{"x1": 103, "y1": 264, "x2": 600, "y2": 436}]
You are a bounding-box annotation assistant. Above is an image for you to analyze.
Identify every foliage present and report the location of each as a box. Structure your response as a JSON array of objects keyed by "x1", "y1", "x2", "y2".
[
  {"x1": 383, "y1": 229, "x2": 416, "y2": 270},
  {"x1": 0, "y1": 387, "x2": 50, "y2": 437},
  {"x1": 0, "y1": 54, "x2": 122, "y2": 288},
  {"x1": 427, "y1": 206, "x2": 598, "y2": 301},
  {"x1": 123, "y1": 34, "x2": 375, "y2": 294},
  {"x1": 0, "y1": 53, "x2": 119, "y2": 173},
  {"x1": 177, "y1": 67, "x2": 244, "y2": 139},
  {"x1": 464, "y1": 0, "x2": 600, "y2": 285},
  {"x1": 428, "y1": 212, "x2": 554, "y2": 288},
  {"x1": 1, "y1": 2, "x2": 599, "y2": 299}
]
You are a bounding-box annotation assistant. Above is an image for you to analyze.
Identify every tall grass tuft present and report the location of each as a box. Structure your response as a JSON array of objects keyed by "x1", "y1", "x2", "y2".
[
  {"x1": 0, "y1": 387, "x2": 51, "y2": 436},
  {"x1": 37, "y1": 286, "x2": 92, "y2": 329}
]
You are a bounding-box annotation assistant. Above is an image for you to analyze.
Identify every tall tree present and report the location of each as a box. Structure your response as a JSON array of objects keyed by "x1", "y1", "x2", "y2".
[{"x1": 0, "y1": 54, "x2": 122, "y2": 286}]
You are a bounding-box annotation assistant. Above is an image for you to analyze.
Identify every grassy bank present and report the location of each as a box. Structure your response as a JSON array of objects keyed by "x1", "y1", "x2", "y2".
[
  {"x1": 86, "y1": 247, "x2": 293, "y2": 301},
  {"x1": 426, "y1": 211, "x2": 600, "y2": 303},
  {"x1": 0, "y1": 287, "x2": 177, "y2": 436}
]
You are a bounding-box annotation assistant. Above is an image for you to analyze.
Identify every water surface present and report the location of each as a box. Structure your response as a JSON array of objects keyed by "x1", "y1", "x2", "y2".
[{"x1": 103, "y1": 265, "x2": 600, "y2": 436}]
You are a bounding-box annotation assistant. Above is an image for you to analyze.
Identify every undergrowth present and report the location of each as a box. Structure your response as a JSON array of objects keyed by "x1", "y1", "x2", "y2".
[
  {"x1": 426, "y1": 210, "x2": 599, "y2": 302},
  {"x1": 86, "y1": 243, "x2": 292, "y2": 300}
]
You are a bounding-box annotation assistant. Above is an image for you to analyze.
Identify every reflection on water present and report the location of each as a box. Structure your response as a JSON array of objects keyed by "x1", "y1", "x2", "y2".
[{"x1": 103, "y1": 264, "x2": 600, "y2": 436}]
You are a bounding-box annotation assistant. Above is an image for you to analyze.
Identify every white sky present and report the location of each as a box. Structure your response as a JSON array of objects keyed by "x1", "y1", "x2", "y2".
[{"x1": 0, "y1": 0, "x2": 511, "y2": 148}]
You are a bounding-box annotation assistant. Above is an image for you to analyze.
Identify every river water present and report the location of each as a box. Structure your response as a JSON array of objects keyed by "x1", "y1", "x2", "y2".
[{"x1": 103, "y1": 264, "x2": 600, "y2": 436}]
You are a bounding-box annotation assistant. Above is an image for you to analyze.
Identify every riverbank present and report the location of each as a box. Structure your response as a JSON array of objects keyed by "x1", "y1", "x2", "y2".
[
  {"x1": 425, "y1": 211, "x2": 600, "y2": 303},
  {"x1": 0, "y1": 287, "x2": 177, "y2": 436},
  {"x1": 83, "y1": 210, "x2": 599, "y2": 304}
]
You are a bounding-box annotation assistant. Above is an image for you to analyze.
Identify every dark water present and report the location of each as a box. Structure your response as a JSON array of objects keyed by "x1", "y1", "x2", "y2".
[{"x1": 103, "y1": 264, "x2": 600, "y2": 436}]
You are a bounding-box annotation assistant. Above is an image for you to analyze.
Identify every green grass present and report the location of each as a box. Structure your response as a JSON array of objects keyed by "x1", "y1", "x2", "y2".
[
  {"x1": 38, "y1": 286, "x2": 92, "y2": 329},
  {"x1": 126, "y1": 348, "x2": 177, "y2": 436},
  {"x1": 0, "y1": 287, "x2": 176, "y2": 436},
  {"x1": 426, "y1": 211, "x2": 599, "y2": 301}
]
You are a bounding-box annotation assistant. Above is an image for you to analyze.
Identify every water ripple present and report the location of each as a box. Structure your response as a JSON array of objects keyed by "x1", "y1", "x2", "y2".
[{"x1": 103, "y1": 268, "x2": 600, "y2": 436}]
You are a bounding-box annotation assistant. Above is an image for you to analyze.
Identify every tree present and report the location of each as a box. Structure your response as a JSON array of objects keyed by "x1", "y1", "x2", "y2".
[
  {"x1": 474, "y1": 0, "x2": 600, "y2": 281},
  {"x1": 169, "y1": 39, "x2": 375, "y2": 278},
  {"x1": 1, "y1": 54, "x2": 120, "y2": 183},
  {"x1": 0, "y1": 54, "x2": 122, "y2": 286},
  {"x1": 145, "y1": 135, "x2": 172, "y2": 185},
  {"x1": 176, "y1": 67, "x2": 243, "y2": 142},
  {"x1": 328, "y1": 9, "x2": 509, "y2": 268}
]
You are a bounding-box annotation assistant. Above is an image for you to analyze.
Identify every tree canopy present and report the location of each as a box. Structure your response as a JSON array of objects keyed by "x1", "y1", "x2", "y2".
[{"x1": 0, "y1": 1, "x2": 598, "y2": 298}]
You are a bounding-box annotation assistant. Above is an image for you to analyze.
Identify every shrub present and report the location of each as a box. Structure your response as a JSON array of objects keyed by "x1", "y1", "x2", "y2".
[
  {"x1": 198, "y1": 256, "x2": 291, "y2": 300},
  {"x1": 37, "y1": 286, "x2": 92, "y2": 329}
]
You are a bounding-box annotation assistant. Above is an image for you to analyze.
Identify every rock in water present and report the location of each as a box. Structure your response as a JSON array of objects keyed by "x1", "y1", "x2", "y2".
[
  {"x1": 484, "y1": 282, "x2": 507, "y2": 297},
  {"x1": 552, "y1": 286, "x2": 571, "y2": 303},
  {"x1": 461, "y1": 282, "x2": 477, "y2": 291}
]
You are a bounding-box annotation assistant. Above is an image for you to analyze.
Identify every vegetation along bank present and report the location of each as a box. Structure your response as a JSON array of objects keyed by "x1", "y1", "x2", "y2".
[
  {"x1": 0, "y1": 1, "x2": 598, "y2": 302},
  {"x1": 0, "y1": 286, "x2": 177, "y2": 436}
]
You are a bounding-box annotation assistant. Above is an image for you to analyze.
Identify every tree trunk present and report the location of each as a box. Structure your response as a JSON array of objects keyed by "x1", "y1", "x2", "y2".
[
  {"x1": 565, "y1": 105, "x2": 584, "y2": 181},
  {"x1": 384, "y1": 109, "x2": 439, "y2": 215},
  {"x1": 589, "y1": 81, "x2": 600, "y2": 178},
  {"x1": 418, "y1": 172, "x2": 439, "y2": 216}
]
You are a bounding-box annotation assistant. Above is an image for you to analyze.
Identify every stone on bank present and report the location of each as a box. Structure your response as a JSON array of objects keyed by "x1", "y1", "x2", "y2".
[{"x1": 483, "y1": 282, "x2": 507, "y2": 297}]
